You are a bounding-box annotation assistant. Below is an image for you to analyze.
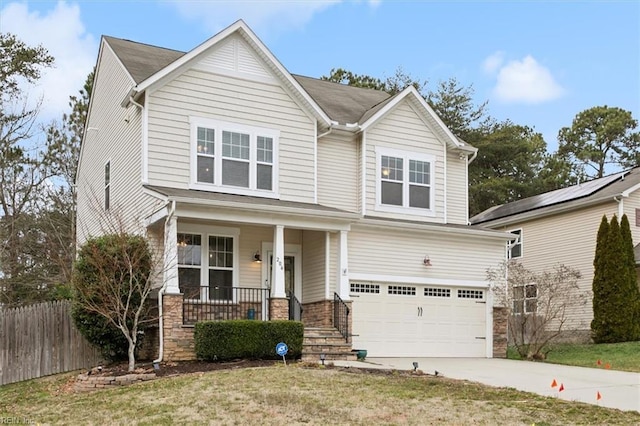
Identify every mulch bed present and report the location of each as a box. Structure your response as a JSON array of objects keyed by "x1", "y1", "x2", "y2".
[{"x1": 86, "y1": 359, "x2": 283, "y2": 378}]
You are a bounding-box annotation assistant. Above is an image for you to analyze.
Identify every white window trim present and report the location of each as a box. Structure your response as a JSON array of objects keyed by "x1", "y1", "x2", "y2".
[
  {"x1": 189, "y1": 116, "x2": 280, "y2": 198},
  {"x1": 375, "y1": 146, "x2": 436, "y2": 216},
  {"x1": 508, "y1": 228, "x2": 523, "y2": 259},
  {"x1": 177, "y1": 224, "x2": 240, "y2": 302},
  {"x1": 512, "y1": 283, "x2": 537, "y2": 315}
]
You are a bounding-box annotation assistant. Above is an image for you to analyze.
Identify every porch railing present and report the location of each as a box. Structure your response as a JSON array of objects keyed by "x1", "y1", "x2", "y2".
[
  {"x1": 333, "y1": 292, "x2": 350, "y2": 342},
  {"x1": 288, "y1": 291, "x2": 303, "y2": 321},
  {"x1": 182, "y1": 286, "x2": 269, "y2": 325}
]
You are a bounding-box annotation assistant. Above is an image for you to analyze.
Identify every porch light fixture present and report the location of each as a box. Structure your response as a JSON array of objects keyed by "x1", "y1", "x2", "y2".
[
  {"x1": 320, "y1": 353, "x2": 326, "y2": 366},
  {"x1": 423, "y1": 255, "x2": 432, "y2": 266},
  {"x1": 253, "y1": 251, "x2": 262, "y2": 263}
]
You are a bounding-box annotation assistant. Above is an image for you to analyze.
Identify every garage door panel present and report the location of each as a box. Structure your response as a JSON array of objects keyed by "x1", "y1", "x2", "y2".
[{"x1": 352, "y1": 283, "x2": 487, "y2": 357}]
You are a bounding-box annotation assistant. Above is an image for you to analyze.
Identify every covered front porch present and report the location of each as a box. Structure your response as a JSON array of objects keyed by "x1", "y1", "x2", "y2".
[{"x1": 145, "y1": 186, "x2": 358, "y2": 361}]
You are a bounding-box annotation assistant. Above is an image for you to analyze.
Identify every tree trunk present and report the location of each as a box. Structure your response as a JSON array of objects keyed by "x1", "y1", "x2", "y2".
[{"x1": 127, "y1": 334, "x2": 137, "y2": 372}]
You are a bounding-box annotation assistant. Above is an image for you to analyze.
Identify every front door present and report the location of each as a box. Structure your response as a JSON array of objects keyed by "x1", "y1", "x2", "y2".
[{"x1": 261, "y1": 243, "x2": 302, "y2": 301}]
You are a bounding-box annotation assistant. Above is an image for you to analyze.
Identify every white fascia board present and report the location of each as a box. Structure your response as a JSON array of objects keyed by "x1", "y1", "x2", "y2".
[
  {"x1": 132, "y1": 20, "x2": 331, "y2": 127},
  {"x1": 144, "y1": 205, "x2": 169, "y2": 227},
  {"x1": 356, "y1": 218, "x2": 513, "y2": 240},
  {"x1": 478, "y1": 194, "x2": 620, "y2": 228},
  {"x1": 622, "y1": 181, "x2": 640, "y2": 197},
  {"x1": 349, "y1": 273, "x2": 489, "y2": 288}
]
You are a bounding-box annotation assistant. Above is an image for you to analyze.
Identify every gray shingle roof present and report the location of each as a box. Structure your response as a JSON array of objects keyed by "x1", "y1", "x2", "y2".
[
  {"x1": 144, "y1": 185, "x2": 356, "y2": 216},
  {"x1": 470, "y1": 167, "x2": 640, "y2": 225},
  {"x1": 103, "y1": 36, "x2": 184, "y2": 84},
  {"x1": 292, "y1": 75, "x2": 391, "y2": 124},
  {"x1": 103, "y1": 36, "x2": 392, "y2": 124}
]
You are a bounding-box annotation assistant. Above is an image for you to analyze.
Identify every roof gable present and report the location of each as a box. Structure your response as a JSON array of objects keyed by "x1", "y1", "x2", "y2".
[
  {"x1": 106, "y1": 20, "x2": 331, "y2": 127},
  {"x1": 360, "y1": 86, "x2": 475, "y2": 152}
]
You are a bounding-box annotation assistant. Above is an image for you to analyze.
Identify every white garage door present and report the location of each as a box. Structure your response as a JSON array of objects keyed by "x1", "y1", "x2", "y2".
[{"x1": 351, "y1": 282, "x2": 487, "y2": 357}]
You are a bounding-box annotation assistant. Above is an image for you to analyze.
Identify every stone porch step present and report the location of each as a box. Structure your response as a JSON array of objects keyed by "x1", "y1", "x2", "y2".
[{"x1": 302, "y1": 326, "x2": 355, "y2": 361}]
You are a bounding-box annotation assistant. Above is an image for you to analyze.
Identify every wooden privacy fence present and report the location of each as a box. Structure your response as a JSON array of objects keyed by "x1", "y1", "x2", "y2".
[{"x1": 0, "y1": 300, "x2": 103, "y2": 385}]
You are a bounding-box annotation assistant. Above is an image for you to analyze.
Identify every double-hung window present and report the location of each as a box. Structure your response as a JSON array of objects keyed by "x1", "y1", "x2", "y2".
[
  {"x1": 177, "y1": 228, "x2": 238, "y2": 301},
  {"x1": 376, "y1": 147, "x2": 435, "y2": 215},
  {"x1": 508, "y1": 229, "x2": 523, "y2": 259},
  {"x1": 191, "y1": 117, "x2": 278, "y2": 197},
  {"x1": 513, "y1": 284, "x2": 537, "y2": 314}
]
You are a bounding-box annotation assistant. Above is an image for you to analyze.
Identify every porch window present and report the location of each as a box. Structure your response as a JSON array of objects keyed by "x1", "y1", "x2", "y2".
[
  {"x1": 190, "y1": 117, "x2": 279, "y2": 197},
  {"x1": 207, "y1": 236, "x2": 234, "y2": 300},
  {"x1": 513, "y1": 284, "x2": 537, "y2": 314},
  {"x1": 376, "y1": 147, "x2": 435, "y2": 215},
  {"x1": 177, "y1": 233, "x2": 201, "y2": 299}
]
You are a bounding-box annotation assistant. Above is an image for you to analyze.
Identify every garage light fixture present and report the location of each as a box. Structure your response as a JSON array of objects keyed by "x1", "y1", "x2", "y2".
[{"x1": 423, "y1": 255, "x2": 432, "y2": 266}]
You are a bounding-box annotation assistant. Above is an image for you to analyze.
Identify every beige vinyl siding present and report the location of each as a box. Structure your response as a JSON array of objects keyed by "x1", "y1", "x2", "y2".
[
  {"x1": 348, "y1": 225, "x2": 504, "y2": 282},
  {"x1": 76, "y1": 43, "x2": 162, "y2": 245},
  {"x1": 317, "y1": 131, "x2": 358, "y2": 212},
  {"x1": 302, "y1": 230, "x2": 326, "y2": 303},
  {"x1": 496, "y1": 202, "x2": 619, "y2": 331},
  {"x1": 365, "y1": 100, "x2": 445, "y2": 222},
  {"x1": 623, "y1": 191, "x2": 640, "y2": 244},
  {"x1": 446, "y1": 151, "x2": 468, "y2": 224},
  {"x1": 146, "y1": 68, "x2": 316, "y2": 203}
]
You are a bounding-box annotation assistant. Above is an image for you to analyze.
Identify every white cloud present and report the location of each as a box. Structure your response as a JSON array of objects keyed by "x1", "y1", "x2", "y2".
[
  {"x1": 482, "y1": 51, "x2": 504, "y2": 75},
  {"x1": 490, "y1": 55, "x2": 564, "y2": 104},
  {"x1": 0, "y1": 1, "x2": 97, "y2": 121},
  {"x1": 166, "y1": 0, "x2": 345, "y2": 38}
]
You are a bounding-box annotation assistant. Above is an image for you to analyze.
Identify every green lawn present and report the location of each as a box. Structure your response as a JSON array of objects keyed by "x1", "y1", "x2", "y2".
[
  {"x1": 1, "y1": 365, "x2": 639, "y2": 425},
  {"x1": 508, "y1": 341, "x2": 640, "y2": 372}
]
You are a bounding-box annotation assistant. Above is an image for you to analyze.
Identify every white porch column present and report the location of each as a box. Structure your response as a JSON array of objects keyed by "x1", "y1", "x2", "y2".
[
  {"x1": 271, "y1": 225, "x2": 286, "y2": 298},
  {"x1": 164, "y1": 214, "x2": 180, "y2": 294},
  {"x1": 337, "y1": 230, "x2": 350, "y2": 300}
]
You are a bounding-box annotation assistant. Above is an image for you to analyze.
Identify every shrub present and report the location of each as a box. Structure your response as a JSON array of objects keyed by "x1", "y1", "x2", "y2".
[
  {"x1": 195, "y1": 320, "x2": 303, "y2": 361},
  {"x1": 72, "y1": 233, "x2": 155, "y2": 369}
]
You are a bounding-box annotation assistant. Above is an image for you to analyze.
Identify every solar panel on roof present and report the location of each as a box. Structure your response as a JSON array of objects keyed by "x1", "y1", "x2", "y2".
[{"x1": 471, "y1": 172, "x2": 623, "y2": 223}]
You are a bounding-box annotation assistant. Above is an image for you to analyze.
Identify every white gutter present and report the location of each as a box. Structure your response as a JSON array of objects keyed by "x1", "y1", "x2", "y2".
[{"x1": 153, "y1": 200, "x2": 176, "y2": 365}]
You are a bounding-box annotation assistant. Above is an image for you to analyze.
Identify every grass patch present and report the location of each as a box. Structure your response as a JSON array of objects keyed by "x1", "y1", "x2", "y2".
[
  {"x1": 1, "y1": 366, "x2": 638, "y2": 425},
  {"x1": 507, "y1": 341, "x2": 640, "y2": 372}
]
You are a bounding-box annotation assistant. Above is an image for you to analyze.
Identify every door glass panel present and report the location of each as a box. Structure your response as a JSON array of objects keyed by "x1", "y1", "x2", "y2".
[{"x1": 269, "y1": 255, "x2": 295, "y2": 295}]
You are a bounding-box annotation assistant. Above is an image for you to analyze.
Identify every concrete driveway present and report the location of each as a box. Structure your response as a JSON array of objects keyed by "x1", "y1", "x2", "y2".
[{"x1": 332, "y1": 358, "x2": 640, "y2": 412}]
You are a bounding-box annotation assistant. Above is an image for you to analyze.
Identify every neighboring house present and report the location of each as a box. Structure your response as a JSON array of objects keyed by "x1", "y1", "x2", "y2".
[
  {"x1": 76, "y1": 20, "x2": 511, "y2": 361},
  {"x1": 471, "y1": 167, "x2": 640, "y2": 340}
]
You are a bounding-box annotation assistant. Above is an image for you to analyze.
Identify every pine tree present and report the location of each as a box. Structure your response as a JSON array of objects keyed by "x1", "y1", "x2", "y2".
[
  {"x1": 591, "y1": 215, "x2": 610, "y2": 342},
  {"x1": 620, "y1": 214, "x2": 640, "y2": 340}
]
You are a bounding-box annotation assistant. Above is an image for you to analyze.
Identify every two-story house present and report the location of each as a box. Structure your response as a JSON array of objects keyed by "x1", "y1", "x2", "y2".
[
  {"x1": 471, "y1": 167, "x2": 640, "y2": 341},
  {"x1": 76, "y1": 20, "x2": 512, "y2": 361}
]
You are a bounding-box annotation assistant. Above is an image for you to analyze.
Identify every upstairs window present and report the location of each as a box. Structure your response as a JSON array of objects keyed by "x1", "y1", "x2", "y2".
[
  {"x1": 508, "y1": 229, "x2": 523, "y2": 259},
  {"x1": 376, "y1": 147, "x2": 435, "y2": 215},
  {"x1": 191, "y1": 117, "x2": 278, "y2": 197},
  {"x1": 104, "y1": 160, "x2": 110, "y2": 210}
]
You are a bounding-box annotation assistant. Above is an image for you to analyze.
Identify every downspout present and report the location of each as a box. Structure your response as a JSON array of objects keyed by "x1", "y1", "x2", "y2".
[
  {"x1": 317, "y1": 127, "x2": 332, "y2": 139},
  {"x1": 613, "y1": 195, "x2": 624, "y2": 218},
  {"x1": 153, "y1": 200, "x2": 176, "y2": 365},
  {"x1": 129, "y1": 96, "x2": 143, "y2": 110},
  {"x1": 468, "y1": 149, "x2": 478, "y2": 164}
]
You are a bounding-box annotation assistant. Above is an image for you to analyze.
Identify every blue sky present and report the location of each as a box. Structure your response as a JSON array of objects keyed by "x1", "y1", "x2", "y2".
[{"x1": 2, "y1": 1, "x2": 639, "y2": 153}]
